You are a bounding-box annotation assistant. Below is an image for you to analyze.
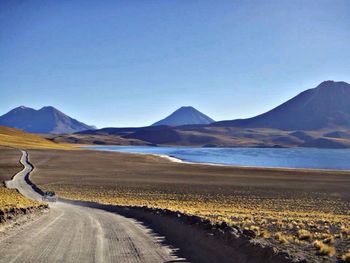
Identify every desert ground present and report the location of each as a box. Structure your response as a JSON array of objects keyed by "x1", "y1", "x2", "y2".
[
  {"x1": 0, "y1": 127, "x2": 72, "y2": 215},
  {"x1": 0, "y1": 126, "x2": 349, "y2": 262},
  {"x1": 0, "y1": 147, "x2": 21, "y2": 182},
  {"x1": 0, "y1": 149, "x2": 186, "y2": 263},
  {"x1": 0, "y1": 148, "x2": 44, "y2": 225},
  {"x1": 28, "y1": 149, "x2": 350, "y2": 262}
]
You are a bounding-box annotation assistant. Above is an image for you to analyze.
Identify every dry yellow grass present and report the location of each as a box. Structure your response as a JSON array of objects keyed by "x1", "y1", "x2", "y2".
[
  {"x1": 342, "y1": 250, "x2": 350, "y2": 262},
  {"x1": 274, "y1": 232, "x2": 290, "y2": 244},
  {"x1": 48, "y1": 184, "x2": 350, "y2": 260},
  {"x1": 0, "y1": 187, "x2": 41, "y2": 211},
  {"x1": 0, "y1": 126, "x2": 74, "y2": 149},
  {"x1": 313, "y1": 240, "x2": 336, "y2": 256},
  {"x1": 0, "y1": 148, "x2": 42, "y2": 213},
  {"x1": 297, "y1": 229, "x2": 312, "y2": 241},
  {"x1": 30, "y1": 149, "x2": 350, "y2": 260}
]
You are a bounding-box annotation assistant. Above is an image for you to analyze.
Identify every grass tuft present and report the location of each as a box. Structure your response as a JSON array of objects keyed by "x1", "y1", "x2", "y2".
[
  {"x1": 274, "y1": 232, "x2": 289, "y2": 244},
  {"x1": 0, "y1": 187, "x2": 41, "y2": 211},
  {"x1": 341, "y1": 250, "x2": 350, "y2": 262},
  {"x1": 297, "y1": 229, "x2": 313, "y2": 240},
  {"x1": 313, "y1": 240, "x2": 336, "y2": 257}
]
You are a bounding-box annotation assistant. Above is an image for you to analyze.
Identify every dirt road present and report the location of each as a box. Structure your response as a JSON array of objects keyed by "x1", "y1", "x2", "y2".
[{"x1": 1, "y1": 151, "x2": 182, "y2": 263}]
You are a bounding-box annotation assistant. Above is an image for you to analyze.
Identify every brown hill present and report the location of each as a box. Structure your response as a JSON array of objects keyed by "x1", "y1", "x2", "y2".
[{"x1": 0, "y1": 126, "x2": 73, "y2": 149}]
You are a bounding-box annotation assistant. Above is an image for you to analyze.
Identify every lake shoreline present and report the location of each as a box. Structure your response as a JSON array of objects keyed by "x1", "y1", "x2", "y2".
[{"x1": 82, "y1": 145, "x2": 350, "y2": 172}]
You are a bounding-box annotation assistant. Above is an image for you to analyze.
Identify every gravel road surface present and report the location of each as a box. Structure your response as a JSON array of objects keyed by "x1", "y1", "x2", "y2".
[{"x1": 1, "y1": 150, "x2": 182, "y2": 263}]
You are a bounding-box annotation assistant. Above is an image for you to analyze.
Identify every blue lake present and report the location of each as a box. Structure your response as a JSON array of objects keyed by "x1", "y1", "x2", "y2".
[{"x1": 85, "y1": 146, "x2": 350, "y2": 170}]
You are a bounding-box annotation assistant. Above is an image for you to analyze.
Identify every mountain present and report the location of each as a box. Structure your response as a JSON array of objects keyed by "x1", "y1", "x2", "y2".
[
  {"x1": 214, "y1": 81, "x2": 350, "y2": 130},
  {"x1": 0, "y1": 106, "x2": 95, "y2": 134},
  {"x1": 152, "y1": 106, "x2": 215, "y2": 126}
]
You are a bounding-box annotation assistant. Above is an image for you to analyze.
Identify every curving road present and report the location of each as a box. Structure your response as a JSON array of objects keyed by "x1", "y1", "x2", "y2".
[
  {"x1": 1, "y1": 151, "x2": 183, "y2": 263},
  {"x1": 5, "y1": 150, "x2": 42, "y2": 201}
]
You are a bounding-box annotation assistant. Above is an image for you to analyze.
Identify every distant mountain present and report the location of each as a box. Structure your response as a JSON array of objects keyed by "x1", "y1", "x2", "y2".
[
  {"x1": 152, "y1": 106, "x2": 215, "y2": 126},
  {"x1": 0, "y1": 106, "x2": 95, "y2": 134},
  {"x1": 214, "y1": 81, "x2": 350, "y2": 130}
]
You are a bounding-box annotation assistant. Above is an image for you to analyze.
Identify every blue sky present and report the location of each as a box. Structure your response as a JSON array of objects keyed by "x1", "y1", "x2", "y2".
[{"x1": 1, "y1": 0, "x2": 349, "y2": 127}]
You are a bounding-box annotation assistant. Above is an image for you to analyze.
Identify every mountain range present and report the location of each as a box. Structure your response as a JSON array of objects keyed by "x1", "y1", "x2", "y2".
[
  {"x1": 2, "y1": 80, "x2": 350, "y2": 148},
  {"x1": 51, "y1": 80, "x2": 350, "y2": 148},
  {"x1": 0, "y1": 106, "x2": 95, "y2": 134}
]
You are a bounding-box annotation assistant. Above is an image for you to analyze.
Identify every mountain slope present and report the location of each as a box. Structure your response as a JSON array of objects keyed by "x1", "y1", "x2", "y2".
[
  {"x1": 0, "y1": 126, "x2": 72, "y2": 149},
  {"x1": 0, "y1": 106, "x2": 95, "y2": 134},
  {"x1": 152, "y1": 106, "x2": 214, "y2": 126},
  {"x1": 214, "y1": 81, "x2": 350, "y2": 130}
]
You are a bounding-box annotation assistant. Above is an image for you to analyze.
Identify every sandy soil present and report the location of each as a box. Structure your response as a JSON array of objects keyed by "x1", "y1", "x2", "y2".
[
  {"x1": 0, "y1": 150, "x2": 183, "y2": 263},
  {"x1": 29, "y1": 149, "x2": 350, "y2": 202},
  {"x1": 27, "y1": 149, "x2": 350, "y2": 262},
  {"x1": 0, "y1": 147, "x2": 21, "y2": 183}
]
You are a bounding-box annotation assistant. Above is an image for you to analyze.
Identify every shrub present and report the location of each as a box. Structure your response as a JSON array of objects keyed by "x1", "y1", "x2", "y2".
[
  {"x1": 275, "y1": 232, "x2": 289, "y2": 244},
  {"x1": 322, "y1": 234, "x2": 335, "y2": 244},
  {"x1": 0, "y1": 187, "x2": 41, "y2": 210},
  {"x1": 259, "y1": 230, "x2": 271, "y2": 238},
  {"x1": 297, "y1": 229, "x2": 312, "y2": 241},
  {"x1": 313, "y1": 240, "x2": 335, "y2": 256},
  {"x1": 341, "y1": 250, "x2": 350, "y2": 262}
]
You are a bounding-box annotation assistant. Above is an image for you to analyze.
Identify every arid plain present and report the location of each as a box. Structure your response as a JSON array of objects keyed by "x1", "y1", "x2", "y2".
[
  {"x1": 26, "y1": 148, "x2": 350, "y2": 262},
  {"x1": 1, "y1": 124, "x2": 350, "y2": 262}
]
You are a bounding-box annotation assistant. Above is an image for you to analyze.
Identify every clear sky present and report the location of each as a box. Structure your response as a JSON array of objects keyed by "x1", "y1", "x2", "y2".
[{"x1": 1, "y1": 0, "x2": 350, "y2": 128}]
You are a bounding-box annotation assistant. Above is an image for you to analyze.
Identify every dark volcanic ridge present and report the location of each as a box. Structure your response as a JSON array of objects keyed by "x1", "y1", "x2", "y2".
[{"x1": 214, "y1": 80, "x2": 350, "y2": 130}]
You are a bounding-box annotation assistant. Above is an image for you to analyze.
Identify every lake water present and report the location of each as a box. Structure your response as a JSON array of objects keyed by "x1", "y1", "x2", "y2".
[{"x1": 85, "y1": 146, "x2": 350, "y2": 170}]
